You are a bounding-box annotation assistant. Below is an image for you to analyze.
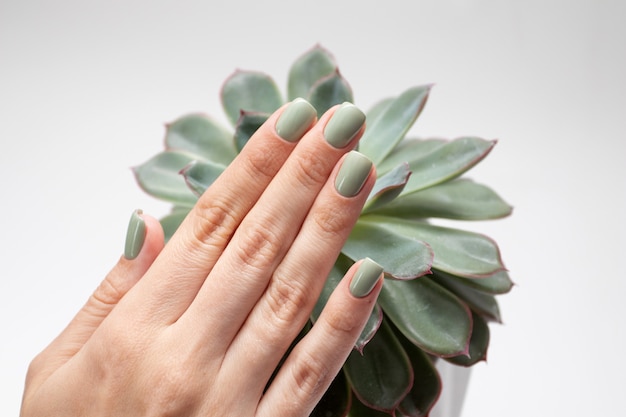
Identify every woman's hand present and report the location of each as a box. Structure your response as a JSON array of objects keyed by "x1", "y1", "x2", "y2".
[{"x1": 20, "y1": 99, "x2": 384, "y2": 417}]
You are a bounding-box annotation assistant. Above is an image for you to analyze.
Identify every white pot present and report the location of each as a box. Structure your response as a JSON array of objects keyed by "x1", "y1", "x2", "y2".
[{"x1": 429, "y1": 361, "x2": 472, "y2": 417}]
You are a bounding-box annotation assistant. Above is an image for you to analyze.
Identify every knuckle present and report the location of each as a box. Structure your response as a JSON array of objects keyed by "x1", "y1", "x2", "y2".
[
  {"x1": 290, "y1": 351, "x2": 331, "y2": 399},
  {"x1": 190, "y1": 199, "x2": 237, "y2": 248},
  {"x1": 292, "y1": 150, "x2": 330, "y2": 189},
  {"x1": 234, "y1": 223, "x2": 282, "y2": 272},
  {"x1": 90, "y1": 275, "x2": 128, "y2": 308},
  {"x1": 324, "y1": 306, "x2": 361, "y2": 334},
  {"x1": 242, "y1": 144, "x2": 281, "y2": 182},
  {"x1": 264, "y1": 274, "x2": 310, "y2": 331},
  {"x1": 310, "y1": 204, "x2": 351, "y2": 240}
]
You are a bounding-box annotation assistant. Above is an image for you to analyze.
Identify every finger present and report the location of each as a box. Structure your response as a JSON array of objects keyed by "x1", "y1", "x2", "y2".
[
  {"x1": 218, "y1": 151, "x2": 375, "y2": 394},
  {"x1": 256, "y1": 259, "x2": 384, "y2": 417},
  {"x1": 125, "y1": 99, "x2": 318, "y2": 322},
  {"x1": 27, "y1": 211, "x2": 164, "y2": 381},
  {"x1": 181, "y1": 106, "x2": 367, "y2": 349}
]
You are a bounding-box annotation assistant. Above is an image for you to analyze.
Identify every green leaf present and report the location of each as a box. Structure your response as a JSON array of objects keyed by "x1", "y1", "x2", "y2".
[
  {"x1": 233, "y1": 111, "x2": 270, "y2": 152},
  {"x1": 365, "y1": 97, "x2": 394, "y2": 127},
  {"x1": 372, "y1": 178, "x2": 513, "y2": 220},
  {"x1": 308, "y1": 70, "x2": 354, "y2": 117},
  {"x1": 312, "y1": 255, "x2": 382, "y2": 352},
  {"x1": 452, "y1": 270, "x2": 515, "y2": 295},
  {"x1": 342, "y1": 221, "x2": 433, "y2": 280},
  {"x1": 377, "y1": 138, "x2": 446, "y2": 175},
  {"x1": 180, "y1": 159, "x2": 226, "y2": 196},
  {"x1": 133, "y1": 151, "x2": 197, "y2": 207},
  {"x1": 344, "y1": 320, "x2": 413, "y2": 413},
  {"x1": 164, "y1": 114, "x2": 236, "y2": 164},
  {"x1": 445, "y1": 312, "x2": 490, "y2": 367},
  {"x1": 311, "y1": 371, "x2": 351, "y2": 417},
  {"x1": 394, "y1": 326, "x2": 441, "y2": 417},
  {"x1": 363, "y1": 162, "x2": 411, "y2": 213},
  {"x1": 379, "y1": 277, "x2": 472, "y2": 357},
  {"x1": 160, "y1": 207, "x2": 190, "y2": 242},
  {"x1": 287, "y1": 45, "x2": 337, "y2": 101},
  {"x1": 349, "y1": 396, "x2": 392, "y2": 416},
  {"x1": 359, "y1": 85, "x2": 431, "y2": 166},
  {"x1": 355, "y1": 304, "x2": 383, "y2": 354},
  {"x1": 397, "y1": 137, "x2": 497, "y2": 195},
  {"x1": 221, "y1": 70, "x2": 283, "y2": 126},
  {"x1": 360, "y1": 216, "x2": 505, "y2": 278},
  {"x1": 432, "y1": 269, "x2": 502, "y2": 322}
]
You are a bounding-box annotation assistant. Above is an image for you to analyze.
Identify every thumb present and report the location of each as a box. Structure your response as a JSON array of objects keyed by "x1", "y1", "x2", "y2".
[{"x1": 29, "y1": 210, "x2": 164, "y2": 378}]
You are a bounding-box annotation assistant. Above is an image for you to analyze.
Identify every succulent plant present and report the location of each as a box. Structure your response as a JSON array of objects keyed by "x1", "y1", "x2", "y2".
[{"x1": 134, "y1": 45, "x2": 513, "y2": 416}]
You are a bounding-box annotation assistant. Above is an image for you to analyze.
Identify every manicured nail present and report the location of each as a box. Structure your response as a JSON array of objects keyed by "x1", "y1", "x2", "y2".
[
  {"x1": 335, "y1": 151, "x2": 373, "y2": 197},
  {"x1": 324, "y1": 102, "x2": 366, "y2": 148},
  {"x1": 124, "y1": 209, "x2": 146, "y2": 260},
  {"x1": 275, "y1": 98, "x2": 317, "y2": 142},
  {"x1": 350, "y1": 258, "x2": 384, "y2": 298}
]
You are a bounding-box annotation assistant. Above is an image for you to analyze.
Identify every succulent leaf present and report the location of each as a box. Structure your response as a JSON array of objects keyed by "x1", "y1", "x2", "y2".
[
  {"x1": 378, "y1": 277, "x2": 472, "y2": 357},
  {"x1": 373, "y1": 178, "x2": 513, "y2": 220},
  {"x1": 389, "y1": 137, "x2": 497, "y2": 196},
  {"x1": 451, "y1": 270, "x2": 515, "y2": 295},
  {"x1": 344, "y1": 320, "x2": 413, "y2": 413},
  {"x1": 376, "y1": 138, "x2": 446, "y2": 175},
  {"x1": 365, "y1": 97, "x2": 394, "y2": 126},
  {"x1": 433, "y1": 270, "x2": 502, "y2": 322},
  {"x1": 356, "y1": 305, "x2": 384, "y2": 354},
  {"x1": 445, "y1": 312, "x2": 490, "y2": 367},
  {"x1": 359, "y1": 85, "x2": 431, "y2": 166},
  {"x1": 133, "y1": 151, "x2": 198, "y2": 207},
  {"x1": 395, "y1": 328, "x2": 442, "y2": 417},
  {"x1": 349, "y1": 397, "x2": 393, "y2": 416},
  {"x1": 363, "y1": 162, "x2": 411, "y2": 213},
  {"x1": 360, "y1": 216, "x2": 505, "y2": 278},
  {"x1": 221, "y1": 70, "x2": 283, "y2": 126},
  {"x1": 234, "y1": 111, "x2": 270, "y2": 152},
  {"x1": 287, "y1": 45, "x2": 337, "y2": 101},
  {"x1": 164, "y1": 114, "x2": 236, "y2": 163},
  {"x1": 180, "y1": 160, "x2": 226, "y2": 196},
  {"x1": 311, "y1": 371, "x2": 351, "y2": 417},
  {"x1": 342, "y1": 221, "x2": 433, "y2": 280},
  {"x1": 308, "y1": 70, "x2": 354, "y2": 117}
]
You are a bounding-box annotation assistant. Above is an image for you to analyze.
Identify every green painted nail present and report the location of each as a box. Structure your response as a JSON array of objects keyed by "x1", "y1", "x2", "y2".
[
  {"x1": 350, "y1": 258, "x2": 384, "y2": 298},
  {"x1": 335, "y1": 151, "x2": 372, "y2": 197},
  {"x1": 324, "y1": 102, "x2": 366, "y2": 148},
  {"x1": 275, "y1": 98, "x2": 317, "y2": 142},
  {"x1": 124, "y1": 209, "x2": 146, "y2": 260}
]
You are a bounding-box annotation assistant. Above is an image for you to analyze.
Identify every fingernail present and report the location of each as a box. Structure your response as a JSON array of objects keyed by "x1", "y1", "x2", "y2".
[
  {"x1": 275, "y1": 98, "x2": 317, "y2": 142},
  {"x1": 335, "y1": 151, "x2": 373, "y2": 197},
  {"x1": 324, "y1": 102, "x2": 366, "y2": 148},
  {"x1": 350, "y1": 258, "x2": 384, "y2": 298},
  {"x1": 124, "y1": 209, "x2": 146, "y2": 260}
]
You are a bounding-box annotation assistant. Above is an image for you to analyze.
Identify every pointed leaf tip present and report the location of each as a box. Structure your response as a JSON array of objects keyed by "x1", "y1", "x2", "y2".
[
  {"x1": 364, "y1": 162, "x2": 412, "y2": 213},
  {"x1": 360, "y1": 85, "x2": 432, "y2": 165}
]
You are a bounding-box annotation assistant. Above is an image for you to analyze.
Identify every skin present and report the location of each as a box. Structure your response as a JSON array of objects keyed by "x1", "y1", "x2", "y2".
[{"x1": 20, "y1": 103, "x2": 382, "y2": 417}]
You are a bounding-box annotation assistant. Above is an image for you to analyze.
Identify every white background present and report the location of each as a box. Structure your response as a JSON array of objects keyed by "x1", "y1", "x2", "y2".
[{"x1": 1, "y1": 0, "x2": 625, "y2": 415}]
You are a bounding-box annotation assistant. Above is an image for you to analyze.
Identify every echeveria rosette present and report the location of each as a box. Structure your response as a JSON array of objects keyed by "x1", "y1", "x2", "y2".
[{"x1": 133, "y1": 45, "x2": 513, "y2": 417}]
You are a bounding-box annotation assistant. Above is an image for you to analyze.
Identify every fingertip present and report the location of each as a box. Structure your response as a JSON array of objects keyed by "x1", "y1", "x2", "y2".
[
  {"x1": 139, "y1": 213, "x2": 165, "y2": 261},
  {"x1": 123, "y1": 210, "x2": 164, "y2": 265},
  {"x1": 348, "y1": 258, "x2": 384, "y2": 299}
]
